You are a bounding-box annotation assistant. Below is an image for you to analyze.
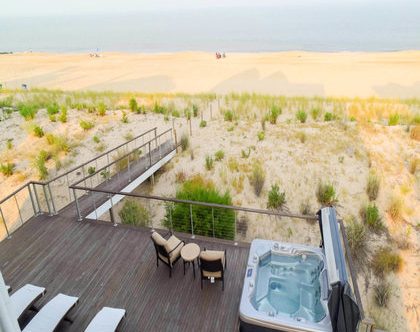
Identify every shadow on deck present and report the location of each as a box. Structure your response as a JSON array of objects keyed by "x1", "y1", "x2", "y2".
[{"x1": 0, "y1": 206, "x2": 249, "y2": 331}]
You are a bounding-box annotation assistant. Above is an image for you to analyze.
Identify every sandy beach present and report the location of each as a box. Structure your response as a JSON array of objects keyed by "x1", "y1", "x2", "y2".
[{"x1": 1, "y1": 51, "x2": 420, "y2": 98}]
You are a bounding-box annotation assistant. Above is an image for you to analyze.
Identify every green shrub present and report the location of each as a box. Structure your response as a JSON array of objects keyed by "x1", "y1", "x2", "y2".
[
  {"x1": 214, "y1": 150, "x2": 225, "y2": 161},
  {"x1": 58, "y1": 106, "x2": 67, "y2": 123},
  {"x1": 199, "y1": 120, "x2": 207, "y2": 128},
  {"x1": 164, "y1": 175, "x2": 235, "y2": 239},
  {"x1": 180, "y1": 133, "x2": 189, "y2": 151},
  {"x1": 0, "y1": 163, "x2": 15, "y2": 177},
  {"x1": 205, "y1": 155, "x2": 214, "y2": 170},
  {"x1": 249, "y1": 162, "x2": 265, "y2": 196},
  {"x1": 362, "y1": 204, "x2": 383, "y2": 232},
  {"x1": 93, "y1": 135, "x2": 100, "y2": 144},
  {"x1": 6, "y1": 139, "x2": 13, "y2": 150},
  {"x1": 346, "y1": 219, "x2": 367, "y2": 262},
  {"x1": 129, "y1": 98, "x2": 138, "y2": 113},
  {"x1": 241, "y1": 148, "x2": 251, "y2": 159},
  {"x1": 324, "y1": 112, "x2": 334, "y2": 121},
  {"x1": 268, "y1": 105, "x2": 281, "y2": 124},
  {"x1": 316, "y1": 182, "x2": 338, "y2": 206},
  {"x1": 367, "y1": 171, "x2": 380, "y2": 201},
  {"x1": 172, "y1": 110, "x2": 180, "y2": 118},
  {"x1": 372, "y1": 247, "x2": 402, "y2": 276},
  {"x1": 97, "y1": 102, "x2": 106, "y2": 116},
  {"x1": 49, "y1": 114, "x2": 56, "y2": 122},
  {"x1": 374, "y1": 280, "x2": 391, "y2": 307},
  {"x1": 153, "y1": 102, "x2": 166, "y2": 114},
  {"x1": 311, "y1": 107, "x2": 321, "y2": 120},
  {"x1": 80, "y1": 120, "x2": 94, "y2": 130},
  {"x1": 224, "y1": 110, "x2": 234, "y2": 122},
  {"x1": 121, "y1": 111, "x2": 128, "y2": 123},
  {"x1": 388, "y1": 195, "x2": 403, "y2": 221},
  {"x1": 118, "y1": 200, "x2": 150, "y2": 226},
  {"x1": 192, "y1": 104, "x2": 199, "y2": 117},
  {"x1": 257, "y1": 131, "x2": 265, "y2": 141},
  {"x1": 388, "y1": 113, "x2": 400, "y2": 126},
  {"x1": 261, "y1": 118, "x2": 266, "y2": 131},
  {"x1": 87, "y1": 166, "x2": 96, "y2": 175},
  {"x1": 34, "y1": 150, "x2": 50, "y2": 180},
  {"x1": 32, "y1": 125, "x2": 44, "y2": 138},
  {"x1": 19, "y1": 104, "x2": 37, "y2": 120},
  {"x1": 296, "y1": 110, "x2": 307, "y2": 123},
  {"x1": 47, "y1": 103, "x2": 59, "y2": 116},
  {"x1": 267, "y1": 184, "x2": 286, "y2": 210},
  {"x1": 184, "y1": 108, "x2": 191, "y2": 120}
]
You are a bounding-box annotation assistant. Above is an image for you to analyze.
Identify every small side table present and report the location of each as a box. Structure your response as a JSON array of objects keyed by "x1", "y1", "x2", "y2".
[{"x1": 181, "y1": 243, "x2": 200, "y2": 279}]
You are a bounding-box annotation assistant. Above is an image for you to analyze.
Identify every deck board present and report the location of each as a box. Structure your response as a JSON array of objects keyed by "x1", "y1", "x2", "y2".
[{"x1": 0, "y1": 209, "x2": 249, "y2": 331}]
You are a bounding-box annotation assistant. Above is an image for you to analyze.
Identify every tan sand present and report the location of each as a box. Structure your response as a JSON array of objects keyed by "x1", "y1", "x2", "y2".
[{"x1": 1, "y1": 51, "x2": 420, "y2": 98}]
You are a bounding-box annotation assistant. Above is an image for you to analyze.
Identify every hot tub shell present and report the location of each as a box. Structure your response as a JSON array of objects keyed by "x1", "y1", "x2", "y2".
[{"x1": 239, "y1": 239, "x2": 332, "y2": 332}]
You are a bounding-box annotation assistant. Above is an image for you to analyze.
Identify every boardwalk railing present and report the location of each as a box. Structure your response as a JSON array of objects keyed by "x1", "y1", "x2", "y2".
[{"x1": 0, "y1": 127, "x2": 173, "y2": 241}]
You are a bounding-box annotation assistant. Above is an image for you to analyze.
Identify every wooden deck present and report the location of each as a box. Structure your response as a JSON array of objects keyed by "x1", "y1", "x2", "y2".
[{"x1": 0, "y1": 204, "x2": 250, "y2": 331}]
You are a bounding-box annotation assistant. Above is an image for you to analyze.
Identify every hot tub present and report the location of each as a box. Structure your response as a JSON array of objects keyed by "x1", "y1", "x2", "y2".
[{"x1": 239, "y1": 239, "x2": 332, "y2": 332}]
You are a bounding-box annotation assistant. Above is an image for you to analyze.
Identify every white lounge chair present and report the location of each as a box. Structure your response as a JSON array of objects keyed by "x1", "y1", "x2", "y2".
[
  {"x1": 84, "y1": 307, "x2": 126, "y2": 332},
  {"x1": 22, "y1": 293, "x2": 79, "y2": 332},
  {"x1": 10, "y1": 284, "x2": 46, "y2": 320}
]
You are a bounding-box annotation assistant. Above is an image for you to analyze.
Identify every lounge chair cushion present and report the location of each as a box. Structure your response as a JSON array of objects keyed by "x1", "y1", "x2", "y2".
[
  {"x1": 151, "y1": 232, "x2": 167, "y2": 247},
  {"x1": 11, "y1": 284, "x2": 46, "y2": 320},
  {"x1": 84, "y1": 307, "x2": 126, "y2": 332},
  {"x1": 22, "y1": 293, "x2": 78, "y2": 332}
]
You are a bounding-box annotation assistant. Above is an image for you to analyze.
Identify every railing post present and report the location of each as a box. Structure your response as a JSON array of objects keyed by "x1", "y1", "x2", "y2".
[
  {"x1": 169, "y1": 204, "x2": 173, "y2": 231},
  {"x1": 190, "y1": 204, "x2": 195, "y2": 239},
  {"x1": 14, "y1": 194, "x2": 24, "y2": 226},
  {"x1": 33, "y1": 184, "x2": 42, "y2": 214},
  {"x1": 0, "y1": 206, "x2": 10, "y2": 238},
  {"x1": 73, "y1": 188, "x2": 83, "y2": 221},
  {"x1": 212, "y1": 207, "x2": 215, "y2": 238},
  {"x1": 66, "y1": 174, "x2": 72, "y2": 202},
  {"x1": 127, "y1": 155, "x2": 131, "y2": 182},
  {"x1": 92, "y1": 191, "x2": 98, "y2": 220},
  {"x1": 148, "y1": 142, "x2": 152, "y2": 167},
  {"x1": 42, "y1": 185, "x2": 52, "y2": 216},
  {"x1": 47, "y1": 183, "x2": 57, "y2": 215},
  {"x1": 110, "y1": 197, "x2": 117, "y2": 227},
  {"x1": 234, "y1": 210, "x2": 238, "y2": 245},
  {"x1": 28, "y1": 183, "x2": 38, "y2": 216}
]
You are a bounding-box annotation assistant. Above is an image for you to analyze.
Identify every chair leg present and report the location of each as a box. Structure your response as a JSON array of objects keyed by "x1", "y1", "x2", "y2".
[{"x1": 201, "y1": 278, "x2": 203, "y2": 290}]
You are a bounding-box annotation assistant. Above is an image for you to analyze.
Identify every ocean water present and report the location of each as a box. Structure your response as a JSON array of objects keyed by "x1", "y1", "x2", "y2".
[{"x1": 1, "y1": 3, "x2": 420, "y2": 53}]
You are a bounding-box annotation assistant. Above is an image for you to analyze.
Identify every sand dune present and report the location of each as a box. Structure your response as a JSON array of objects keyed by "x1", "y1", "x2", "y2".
[{"x1": 1, "y1": 51, "x2": 420, "y2": 97}]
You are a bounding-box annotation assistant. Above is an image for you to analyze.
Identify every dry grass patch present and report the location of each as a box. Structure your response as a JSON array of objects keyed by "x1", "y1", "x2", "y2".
[{"x1": 387, "y1": 195, "x2": 403, "y2": 221}]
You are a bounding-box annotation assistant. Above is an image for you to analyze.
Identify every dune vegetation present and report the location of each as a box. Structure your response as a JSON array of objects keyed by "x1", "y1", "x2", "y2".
[{"x1": 0, "y1": 88, "x2": 419, "y2": 331}]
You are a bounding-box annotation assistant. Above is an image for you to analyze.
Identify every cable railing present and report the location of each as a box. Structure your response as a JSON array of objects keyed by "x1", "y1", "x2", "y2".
[
  {"x1": 68, "y1": 185, "x2": 373, "y2": 331},
  {"x1": 0, "y1": 127, "x2": 171, "y2": 241}
]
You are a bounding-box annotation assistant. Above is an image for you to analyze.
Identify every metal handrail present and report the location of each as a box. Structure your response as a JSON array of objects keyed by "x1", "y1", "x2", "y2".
[
  {"x1": 33, "y1": 127, "x2": 157, "y2": 185},
  {"x1": 69, "y1": 185, "x2": 318, "y2": 220},
  {"x1": 0, "y1": 127, "x2": 165, "y2": 240},
  {"x1": 70, "y1": 128, "x2": 173, "y2": 187}
]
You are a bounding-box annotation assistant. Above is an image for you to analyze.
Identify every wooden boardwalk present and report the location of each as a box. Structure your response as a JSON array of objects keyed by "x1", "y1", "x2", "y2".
[{"x1": 0, "y1": 204, "x2": 250, "y2": 332}]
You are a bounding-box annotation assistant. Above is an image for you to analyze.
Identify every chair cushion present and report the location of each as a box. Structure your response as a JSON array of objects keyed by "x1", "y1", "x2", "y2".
[
  {"x1": 164, "y1": 235, "x2": 182, "y2": 253},
  {"x1": 203, "y1": 270, "x2": 222, "y2": 278},
  {"x1": 151, "y1": 232, "x2": 167, "y2": 247},
  {"x1": 200, "y1": 250, "x2": 225, "y2": 265}
]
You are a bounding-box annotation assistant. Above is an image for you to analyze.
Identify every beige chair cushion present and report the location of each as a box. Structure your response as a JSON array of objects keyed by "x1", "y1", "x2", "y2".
[
  {"x1": 200, "y1": 250, "x2": 225, "y2": 265},
  {"x1": 200, "y1": 250, "x2": 225, "y2": 278},
  {"x1": 165, "y1": 235, "x2": 182, "y2": 253},
  {"x1": 203, "y1": 270, "x2": 222, "y2": 278},
  {"x1": 152, "y1": 232, "x2": 167, "y2": 246}
]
